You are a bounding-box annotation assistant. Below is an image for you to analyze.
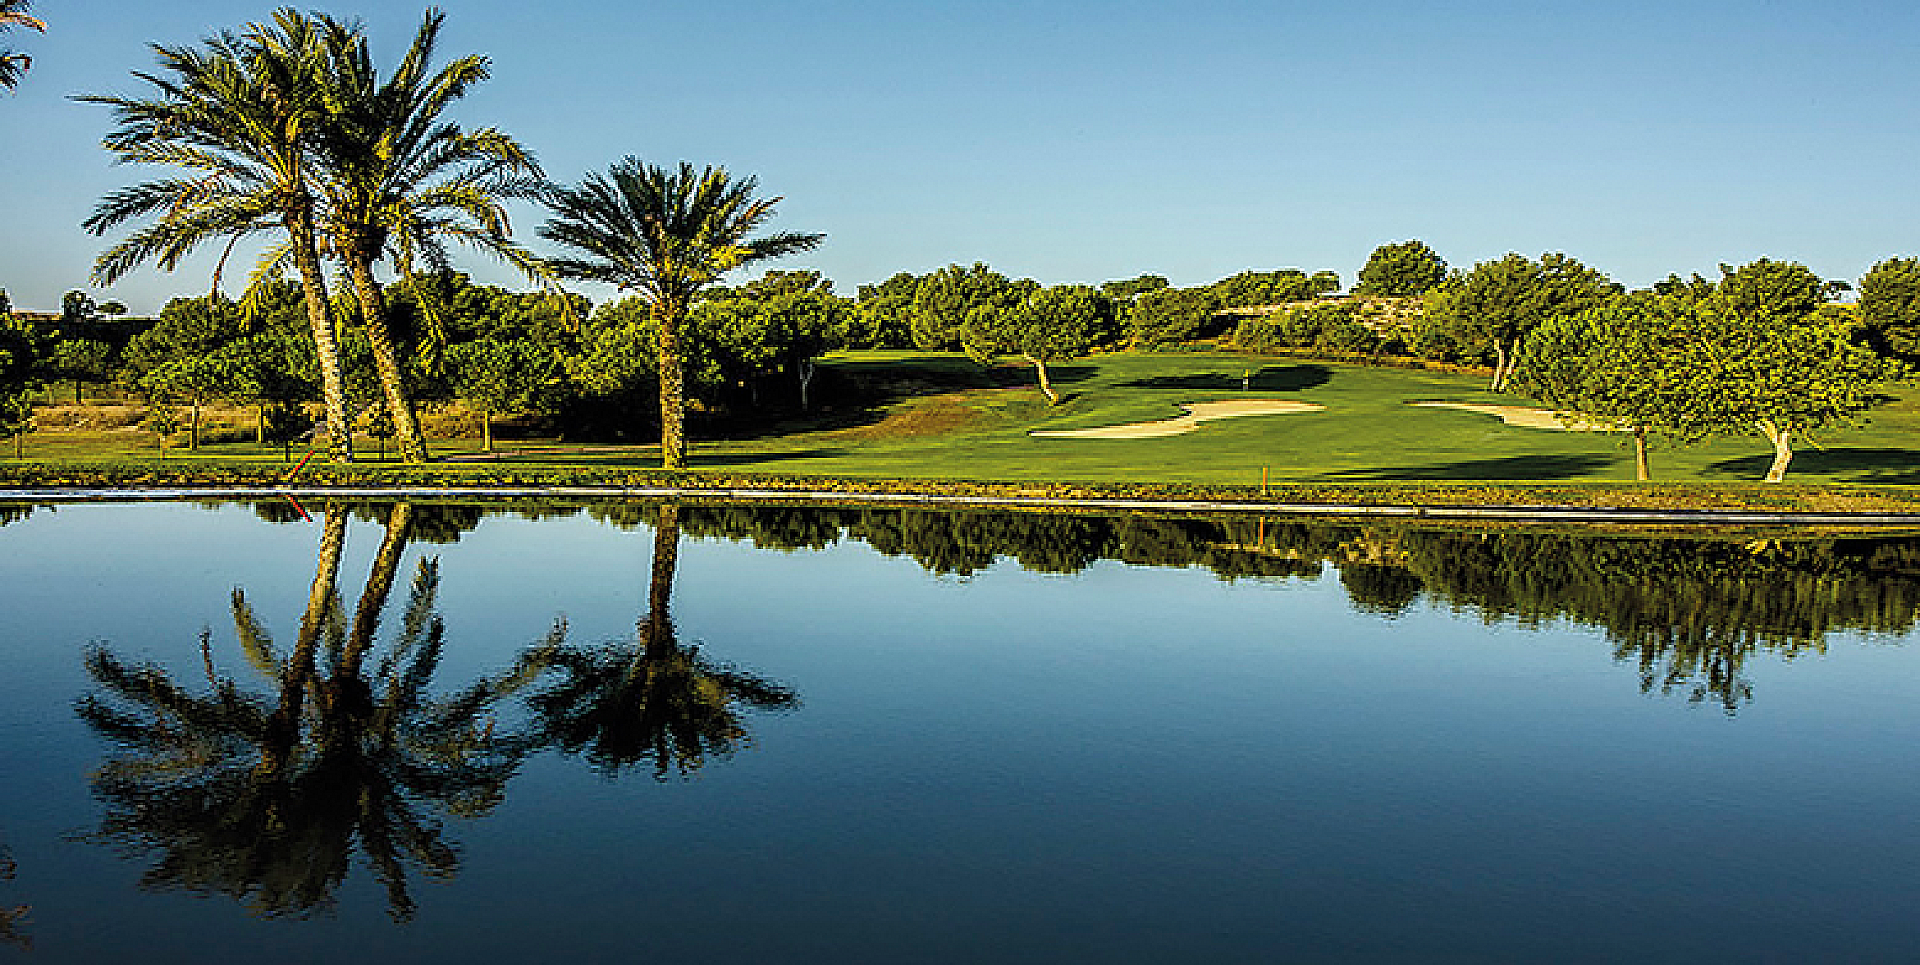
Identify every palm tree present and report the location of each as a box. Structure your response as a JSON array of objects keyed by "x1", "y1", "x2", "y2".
[
  {"x1": 525, "y1": 502, "x2": 799, "y2": 777},
  {"x1": 0, "y1": 0, "x2": 44, "y2": 92},
  {"x1": 76, "y1": 502, "x2": 547, "y2": 919},
  {"x1": 307, "y1": 10, "x2": 547, "y2": 464},
  {"x1": 80, "y1": 12, "x2": 357, "y2": 462},
  {"x1": 539, "y1": 161, "x2": 822, "y2": 468}
]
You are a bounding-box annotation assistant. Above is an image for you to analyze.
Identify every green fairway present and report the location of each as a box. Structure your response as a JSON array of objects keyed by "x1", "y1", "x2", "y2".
[
  {"x1": 680, "y1": 351, "x2": 1920, "y2": 486},
  {"x1": 13, "y1": 350, "x2": 1920, "y2": 488}
]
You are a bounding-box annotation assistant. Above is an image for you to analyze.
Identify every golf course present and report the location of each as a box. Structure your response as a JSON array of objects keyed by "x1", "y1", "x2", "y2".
[{"x1": 13, "y1": 350, "x2": 1920, "y2": 497}]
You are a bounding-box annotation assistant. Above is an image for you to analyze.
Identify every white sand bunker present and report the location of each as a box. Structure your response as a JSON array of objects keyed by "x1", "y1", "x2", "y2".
[
  {"x1": 1032, "y1": 400, "x2": 1324, "y2": 439},
  {"x1": 1409, "y1": 401, "x2": 1611, "y2": 431}
]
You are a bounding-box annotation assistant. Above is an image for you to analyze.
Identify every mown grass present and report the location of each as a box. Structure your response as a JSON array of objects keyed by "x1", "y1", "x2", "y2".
[{"x1": 9, "y1": 350, "x2": 1920, "y2": 509}]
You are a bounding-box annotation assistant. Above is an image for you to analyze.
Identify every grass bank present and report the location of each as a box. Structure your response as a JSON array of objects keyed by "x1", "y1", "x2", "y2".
[{"x1": 8, "y1": 351, "x2": 1920, "y2": 513}]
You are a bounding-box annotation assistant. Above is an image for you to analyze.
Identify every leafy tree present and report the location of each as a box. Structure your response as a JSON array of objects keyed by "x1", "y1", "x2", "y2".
[
  {"x1": 699, "y1": 271, "x2": 851, "y2": 410},
  {"x1": 1209, "y1": 269, "x2": 1339, "y2": 307},
  {"x1": 1127, "y1": 286, "x2": 1221, "y2": 346},
  {"x1": 61, "y1": 290, "x2": 97, "y2": 323},
  {"x1": 0, "y1": 314, "x2": 42, "y2": 456},
  {"x1": 82, "y1": 11, "x2": 358, "y2": 461},
  {"x1": 539, "y1": 159, "x2": 823, "y2": 468},
  {"x1": 1514, "y1": 294, "x2": 1696, "y2": 480},
  {"x1": 962, "y1": 284, "x2": 1104, "y2": 404},
  {"x1": 1856, "y1": 256, "x2": 1920, "y2": 363},
  {"x1": 851, "y1": 271, "x2": 924, "y2": 349},
  {"x1": 1355, "y1": 240, "x2": 1447, "y2": 297},
  {"x1": 1422, "y1": 252, "x2": 1618, "y2": 391},
  {"x1": 0, "y1": 0, "x2": 43, "y2": 92},
  {"x1": 909, "y1": 263, "x2": 1033, "y2": 351},
  {"x1": 307, "y1": 9, "x2": 547, "y2": 464},
  {"x1": 48, "y1": 337, "x2": 115, "y2": 403},
  {"x1": 1517, "y1": 266, "x2": 1898, "y2": 482},
  {"x1": 446, "y1": 338, "x2": 562, "y2": 451},
  {"x1": 1098, "y1": 274, "x2": 1170, "y2": 301}
]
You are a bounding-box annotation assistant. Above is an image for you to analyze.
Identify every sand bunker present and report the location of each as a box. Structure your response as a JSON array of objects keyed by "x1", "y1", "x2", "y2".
[
  {"x1": 1031, "y1": 400, "x2": 1324, "y2": 439},
  {"x1": 1409, "y1": 402, "x2": 1611, "y2": 431}
]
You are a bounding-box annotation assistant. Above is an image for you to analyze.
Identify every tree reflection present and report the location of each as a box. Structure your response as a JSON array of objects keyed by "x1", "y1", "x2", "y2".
[
  {"x1": 527, "y1": 502, "x2": 799, "y2": 779},
  {"x1": 614, "y1": 502, "x2": 1920, "y2": 713},
  {"x1": 77, "y1": 502, "x2": 548, "y2": 920},
  {"x1": 0, "y1": 843, "x2": 28, "y2": 951}
]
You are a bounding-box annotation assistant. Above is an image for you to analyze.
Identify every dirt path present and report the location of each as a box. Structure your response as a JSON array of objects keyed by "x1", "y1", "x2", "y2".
[{"x1": 1031, "y1": 400, "x2": 1325, "y2": 439}]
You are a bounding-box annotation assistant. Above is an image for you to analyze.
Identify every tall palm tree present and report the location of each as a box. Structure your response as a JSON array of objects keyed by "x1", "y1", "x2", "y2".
[
  {"x1": 308, "y1": 10, "x2": 547, "y2": 464},
  {"x1": 0, "y1": 0, "x2": 44, "y2": 92},
  {"x1": 539, "y1": 161, "x2": 822, "y2": 468},
  {"x1": 80, "y1": 12, "x2": 357, "y2": 462}
]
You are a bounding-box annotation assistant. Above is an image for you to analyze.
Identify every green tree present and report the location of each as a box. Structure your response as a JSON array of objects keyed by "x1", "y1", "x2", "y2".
[
  {"x1": 81, "y1": 11, "x2": 358, "y2": 461},
  {"x1": 446, "y1": 338, "x2": 561, "y2": 451},
  {"x1": 962, "y1": 283, "x2": 1103, "y2": 404},
  {"x1": 1355, "y1": 240, "x2": 1447, "y2": 297},
  {"x1": 0, "y1": 0, "x2": 43, "y2": 92},
  {"x1": 307, "y1": 9, "x2": 546, "y2": 464},
  {"x1": 701, "y1": 270, "x2": 851, "y2": 409},
  {"x1": 851, "y1": 271, "x2": 924, "y2": 349},
  {"x1": 0, "y1": 314, "x2": 42, "y2": 456},
  {"x1": 539, "y1": 160, "x2": 823, "y2": 468},
  {"x1": 909, "y1": 263, "x2": 1033, "y2": 351},
  {"x1": 1514, "y1": 294, "x2": 1695, "y2": 480},
  {"x1": 1127, "y1": 285, "x2": 1221, "y2": 346},
  {"x1": 1856, "y1": 256, "x2": 1920, "y2": 363},
  {"x1": 61, "y1": 290, "x2": 97, "y2": 323},
  {"x1": 1423, "y1": 252, "x2": 1618, "y2": 391}
]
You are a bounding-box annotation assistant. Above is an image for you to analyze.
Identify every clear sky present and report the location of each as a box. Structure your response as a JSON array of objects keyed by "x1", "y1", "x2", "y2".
[{"x1": 2, "y1": 0, "x2": 1918, "y2": 313}]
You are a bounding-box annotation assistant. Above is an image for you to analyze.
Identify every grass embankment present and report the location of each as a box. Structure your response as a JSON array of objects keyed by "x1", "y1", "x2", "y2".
[{"x1": 9, "y1": 350, "x2": 1920, "y2": 512}]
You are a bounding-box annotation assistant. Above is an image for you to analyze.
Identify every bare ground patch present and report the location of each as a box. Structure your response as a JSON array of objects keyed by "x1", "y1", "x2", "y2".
[
  {"x1": 1031, "y1": 400, "x2": 1325, "y2": 439},
  {"x1": 1409, "y1": 402, "x2": 1613, "y2": 431}
]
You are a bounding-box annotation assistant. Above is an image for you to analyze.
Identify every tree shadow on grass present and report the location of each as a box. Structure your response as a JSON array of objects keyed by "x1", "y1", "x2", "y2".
[
  {"x1": 693, "y1": 448, "x2": 851, "y2": 467},
  {"x1": 1323, "y1": 453, "x2": 1616, "y2": 480},
  {"x1": 1705, "y1": 447, "x2": 1920, "y2": 483},
  {"x1": 1120, "y1": 365, "x2": 1331, "y2": 392}
]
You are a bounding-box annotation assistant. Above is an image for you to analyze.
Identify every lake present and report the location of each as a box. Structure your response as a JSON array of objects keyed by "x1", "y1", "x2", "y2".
[{"x1": 1, "y1": 499, "x2": 1917, "y2": 962}]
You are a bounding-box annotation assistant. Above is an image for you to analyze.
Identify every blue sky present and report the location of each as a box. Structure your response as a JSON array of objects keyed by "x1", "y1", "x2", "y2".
[{"x1": 2, "y1": 0, "x2": 1918, "y2": 313}]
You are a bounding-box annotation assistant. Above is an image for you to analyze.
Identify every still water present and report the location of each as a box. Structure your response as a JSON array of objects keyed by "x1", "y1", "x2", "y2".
[{"x1": 1, "y1": 499, "x2": 1917, "y2": 962}]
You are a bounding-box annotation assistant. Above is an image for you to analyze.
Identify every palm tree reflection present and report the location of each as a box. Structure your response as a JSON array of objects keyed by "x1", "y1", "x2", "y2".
[
  {"x1": 77, "y1": 503, "x2": 550, "y2": 920},
  {"x1": 526, "y1": 502, "x2": 799, "y2": 779},
  {"x1": 0, "y1": 843, "x2": 28, "y2": 951}
]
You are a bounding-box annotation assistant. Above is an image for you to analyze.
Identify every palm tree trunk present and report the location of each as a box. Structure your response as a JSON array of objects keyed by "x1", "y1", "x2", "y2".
[
  {"x1": 286, "y1": 207, "x2": 355, "y2": 463},
  {"x1": 643, "y1": 502, "x2": 679, "y2": 649},
  {"x1": 347, "y1": 258, "x2": 430, "y2": 464},
  {"x1": 655, "y1": 303, "x2": 688, "y2": 470},
  {"x1": 342, "y1": 501, "x2": 414, "y2": 680},
  {"x1": 262, "y1": 505, "x2": 349, "y2": 773},
  {"x1": 1633, "y1": 426, "x2": 1651, "y2": 481}
]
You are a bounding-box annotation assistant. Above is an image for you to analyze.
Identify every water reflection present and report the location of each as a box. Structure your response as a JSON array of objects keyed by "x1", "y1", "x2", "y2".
[
  {"x1": 637, "y1": 505, "x2": 1920, "y2": 713},
  {"x1": 525, "y1": 503, "x2": 800, "y2": 778},
  {"x1": 77, "y1": 503, "x2": 544, "y2": 920},
  {"x1": 0, "y1": 844, "x2": 28, "y2": 951}
]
